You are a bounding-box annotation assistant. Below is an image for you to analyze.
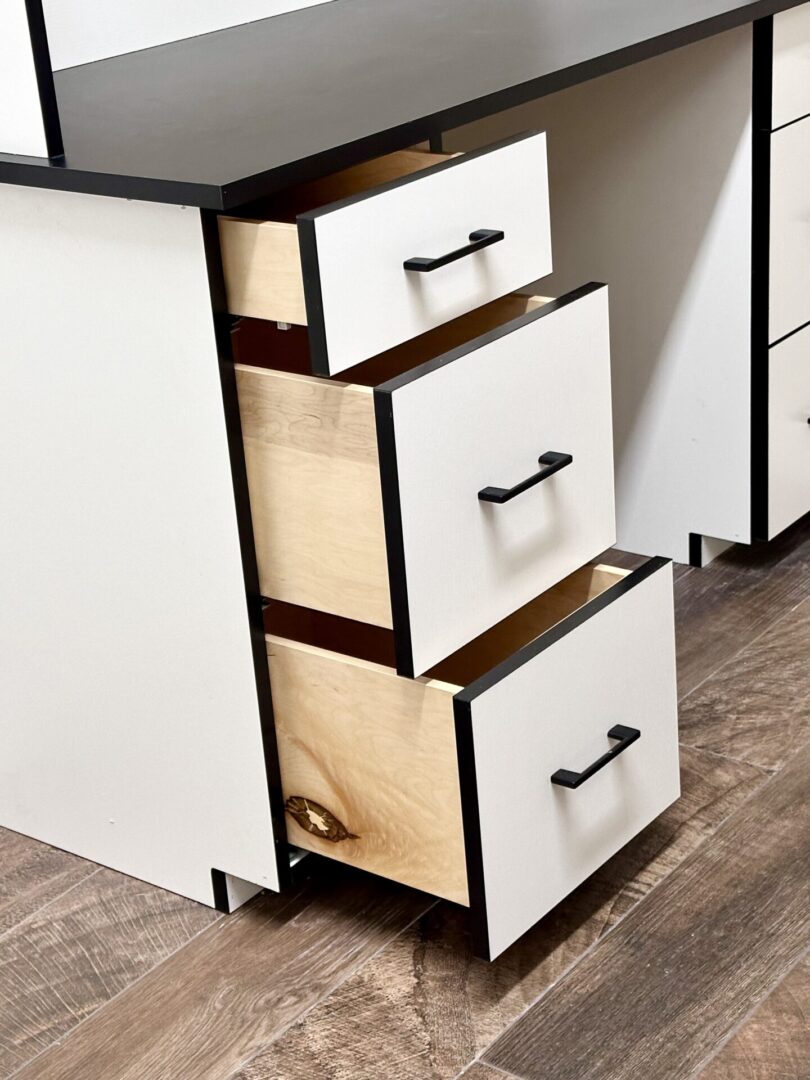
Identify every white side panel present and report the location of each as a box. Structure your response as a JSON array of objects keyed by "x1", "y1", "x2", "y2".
[
  {"x1": 0, "y1": 1, "x2": 50, "y2": 158},
  {"x1": 772, "y1": 2, "x2": 810, "y2": 130},
  {"x1": 770, "y1": 117, "x2": 810, "y2": 345},
  {"x1": 45, "y1": 0, "x2": 335, "y2": 70},
  {"x1": 768, "y1": 324, "x2": 810, "y2": 538},
  {"x1": 446, "y1": 27, "x2": 754, "y2": 564},
  {"x1": 0, "y1": 186, "x2": 281, "y2": 905},
  {"x1": 390, "y1": 287, "x2": 615, "y2": 677},
  {"x1": 312, "y1": 134, "x2": 552, "y2": 375},
  {"x1": 469, "y1": 563, "x2": 680, "y2": 961}
]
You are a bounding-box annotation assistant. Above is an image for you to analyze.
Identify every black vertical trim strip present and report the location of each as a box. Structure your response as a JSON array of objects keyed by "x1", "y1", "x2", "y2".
[
  {"x1": 453, "y1": 696, "x2": 491, "y2": 961},
  {"x1": 373, "y1": 389, "x2": 416, "y2": 678},
  {"x1": 297, "y1": 217, "x2": 331, "y2": 376},
  {"x1": 201, "y1": 210, "x2": 291, "y2": 892},
  {"x1": 751, "y1": 17, "x2": 773, "y2": 540},
  {"x1": 24, "y1": 0, "x2": 63, "y2": 159},
  {"x1": 688, "y1": 532, "x2": 704, "y2": 568},
  {"x1": 211, "y1": 868, "x2": 231, "y2": 913}
]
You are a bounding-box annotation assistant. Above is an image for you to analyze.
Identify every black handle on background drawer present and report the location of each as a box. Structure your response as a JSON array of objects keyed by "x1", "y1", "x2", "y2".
[
  {"x1": 403, "y1": 229, "x2": 505, "y2": 272},
  {"x1": 551, "y1": 725, "x2": 641, "y2": 789},
  {"x1": 478, "y1": 451, "x2": 573, "y2": 504}
]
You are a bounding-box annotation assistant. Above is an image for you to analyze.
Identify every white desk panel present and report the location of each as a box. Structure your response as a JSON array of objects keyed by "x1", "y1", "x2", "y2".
[{"x1": 0, "y1": 186, "x2": 280, "y2": 905}]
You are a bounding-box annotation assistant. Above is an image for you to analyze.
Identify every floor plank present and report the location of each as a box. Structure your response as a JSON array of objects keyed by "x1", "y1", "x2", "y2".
[
  {"x1": 674, "y1": 515, "x2": 810, "y2": 699},
  {"x1": 12, "y1": 867, "x2": 432, "y2": 1080},
  {"x1": 0, "y1": 828, "x2": 97, "y2": 940},
  {"x1": 680, "y1": 595, "x2": 810, "y2": 770},
  {"x1": 219, "y1": 747, "x2": 763, "y2": 1080},
  {"x1": 698, "y1": 950, "x2": 810, "y2": 1080},
  {"x1": 482, "y1": 743, "x2": 810, "y2": 1080},
  {"x1": 0, "y1": 867, "x2": 220, "y2": 1079},
  {"x1": 459, "y1": 1065, "x2": 518, "y2": 1079}
]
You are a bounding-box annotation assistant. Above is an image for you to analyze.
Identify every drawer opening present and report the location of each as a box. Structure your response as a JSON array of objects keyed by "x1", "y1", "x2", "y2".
[
  {"x1": 266, "y1": 561, "x2": 631, "y2": 907},
  {"x1": 232, "y1": 149, "x2": 452, "y2": 224},
  {"x1": 265, "y1": 562, "x2": 629, "y2": 688},
  {"x1": 233, "y1": 292, "x2": 551, "y2": 387}
]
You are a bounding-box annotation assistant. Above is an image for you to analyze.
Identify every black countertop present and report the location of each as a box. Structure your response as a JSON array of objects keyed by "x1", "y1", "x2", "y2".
[{"x1": 0, "y1": 0, "x2": 801, "y2": 209}]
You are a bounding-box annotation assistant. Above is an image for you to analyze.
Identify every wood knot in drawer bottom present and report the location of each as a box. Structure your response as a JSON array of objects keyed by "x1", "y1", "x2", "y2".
[{"x1": 285, "y1": 796, "x2": 359, "y2": 842}]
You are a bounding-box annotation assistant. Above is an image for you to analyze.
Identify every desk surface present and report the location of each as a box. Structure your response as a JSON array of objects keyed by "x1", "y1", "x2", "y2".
[{"x1": 0, "y1": 0, "x2": 800, "y2": 209}]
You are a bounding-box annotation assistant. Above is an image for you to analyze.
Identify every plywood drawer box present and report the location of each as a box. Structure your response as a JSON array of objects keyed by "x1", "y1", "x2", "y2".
[
  {"x1": 766, "y1": 322, "x2": 810, "y2": 538},
  {"x1": 236, "y1": 284, "x2": 615, "y2": 677},
  {"x1": 267, "y1": 557, "x2": 680, "y2": 960},
  {"x1": 219, "y1": 132, "x2": 552, "y2": 376},
  {"x1": 769, "y1": 3, "x2": 810, "y2": 130}
]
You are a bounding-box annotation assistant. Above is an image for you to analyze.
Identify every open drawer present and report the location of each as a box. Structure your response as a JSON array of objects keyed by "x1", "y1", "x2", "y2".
[
  {"x1": 267, "y1": 557, "x2": 680, "y2": 960},
  {"x1": 236, "y1": 284, "x2": 615, "y2": 676},
  {"x1": 219, "y1": 132, "x2": 552, "y2": 375}
]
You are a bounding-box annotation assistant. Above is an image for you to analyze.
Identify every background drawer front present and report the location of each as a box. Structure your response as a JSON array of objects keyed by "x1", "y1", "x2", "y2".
[
  {"x1": 772, "y1": 4, "x2": 810, "y2": 130},
  {"x1": 458, "y1": 558, "x2": 679, "y2": 960},
  {"x1": 770, "y1": 117, "x2": 810, "y2": 344},
  {"x1": 379, "y1": 283, "x2": 615, "y2": 676},
  {"x1": 768, "y1": 323, "x2": 810, "y2": 539}
]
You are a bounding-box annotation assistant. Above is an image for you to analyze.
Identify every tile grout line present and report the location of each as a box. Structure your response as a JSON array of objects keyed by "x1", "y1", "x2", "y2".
[
  {"x1": 687, "y1": 938, "x2": 810, "y2": 1080},
  {"x1": 677, "y1": 592, "x2": 810, "y2": 707},
  {"x1": 0, "y1": 867, "x2": 104, "y2": 946},
  {"x1": 475, "y1": 756, "x2": 783, "y2": 1071},
  {"x1": 227, "y1": 897, "x2": 440, "y2": 1079},
  {"x1": 457, "y1": 1057, "x2": 525, "y2": 1079}
]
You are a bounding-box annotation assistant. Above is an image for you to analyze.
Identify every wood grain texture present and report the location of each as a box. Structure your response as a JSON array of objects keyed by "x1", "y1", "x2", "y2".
[
  {"x1": 14, "y1": 868, "x2": 432, "y2": 1080},
  {"x1": 698, "y1": 950, "x2": 810, "y2": 1080},
  {"x1": 220, "y1": 219, "x2": 306, "y2": 324},
  {"x1": 220, "y1": 747, "x2": 763, "y2": 1080},
  {"x1": 460, "y1": 1065, "x2": 517, "y2": 1079},
  {"x1": 483, "y1": 743, "x2": 810, "y2": 1080},
  {"x1": 0, "y1": 828, "x2": 97, "y2": 939},
  {"x1": 0, "y1": 867, "x2": 219, "y2": 1078},
  {"x1": 679, "y1": 594, "x2": 810, "y2": 771},
  {"x1": 674, "y1": 514, "x2": 810, "y2": 698},
  {"x1": 236, "y1": 364, "x2": 393, "y2": 627},
  {"x1": 267, "y1": 635, "x2": 468, "y2": 905}
]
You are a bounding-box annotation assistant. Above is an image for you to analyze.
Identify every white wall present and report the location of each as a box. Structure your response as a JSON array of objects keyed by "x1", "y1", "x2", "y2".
[{"x1": 44, "y1": 0, "x2": 334, "y2": 70}]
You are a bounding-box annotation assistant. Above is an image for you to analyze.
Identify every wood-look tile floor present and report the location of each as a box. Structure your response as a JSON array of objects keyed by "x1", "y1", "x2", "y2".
[{"x1": 3, "y1": 516, "x2": 810, "y2": 1080}]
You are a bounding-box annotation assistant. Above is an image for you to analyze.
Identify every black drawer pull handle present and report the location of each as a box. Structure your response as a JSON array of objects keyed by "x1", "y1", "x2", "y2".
[
  {"x1": 551, "y1": 725, "x2": 641, "y2": 789},
  {"x1": 478, "y1": 451, "x2": 573, "y2": 504},
  {"x1": 404, "y1": 229, "x2": 505, "y2": 272}
]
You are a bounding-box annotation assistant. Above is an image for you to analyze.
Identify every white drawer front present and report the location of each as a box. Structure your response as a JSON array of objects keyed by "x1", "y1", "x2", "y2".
[
  {"x1": 770, "y1": 118, "x2": 810, "y2": 344},
  {"x1": 772, "y1": 4, "x2": 810, "y2": 130},
  {"x1": 456, "y1": 559, "x2": 680, "y2": 961},
  {"x1": 377, "y1": 284, "x2": 615, "y2": 677},
  {"x1": 768, "y1": 324, "x2": 810, "y2": 538},
  {"x1": 302, "y1": 132, "x2": 552, "y2": 375}
]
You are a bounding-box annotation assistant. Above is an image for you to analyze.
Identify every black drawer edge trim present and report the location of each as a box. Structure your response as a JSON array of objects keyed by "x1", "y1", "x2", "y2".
[
  {"x1": 298, "y1": 215, "x2": 330, "y2": 377},
  {"x1": 456, "y1": 555, "x2": 671, "y2": 707},
  {"x1": 376, "y1": 281, "x2": 607, "y2": 396},
  {"x1": 453, "y1": 554, "x2": 671, "y2": 960}
]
